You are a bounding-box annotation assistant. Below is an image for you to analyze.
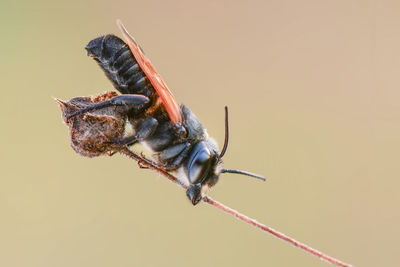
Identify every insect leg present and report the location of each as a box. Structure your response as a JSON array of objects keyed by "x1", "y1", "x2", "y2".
[
  {"x1": 106, "y1": 135, "x2": 138, "y2": 146},
  {"x1": 158, "y1": 143, "x2": 189, "y2": 162},
  {"x1": 134, "y1": 117, "x2": 159, "y2": 141},
  {"x1": 106, "y1": 117, "x2": 158, "y2": 147},
  {"x1": 158, "y1": 143, "x2": 191, "y2": 170},
  {"x1": 68, "y1": 94, "x2": 150, "y2": 119}
]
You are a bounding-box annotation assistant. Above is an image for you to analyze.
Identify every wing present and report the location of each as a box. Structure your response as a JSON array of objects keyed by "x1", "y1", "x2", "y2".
[{"x1": 116, "y1": 20, "x2": 183, "y2": 125}]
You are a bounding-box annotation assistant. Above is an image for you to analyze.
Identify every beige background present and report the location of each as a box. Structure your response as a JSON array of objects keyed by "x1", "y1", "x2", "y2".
[{"x1": 1, "y1": 0, "x2": 399, "y2": 266}]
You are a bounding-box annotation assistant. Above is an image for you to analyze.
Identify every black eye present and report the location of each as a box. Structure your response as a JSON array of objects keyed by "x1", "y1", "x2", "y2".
[{"x1": 187, "y1": 142, "x2": 212, "y2": 184}]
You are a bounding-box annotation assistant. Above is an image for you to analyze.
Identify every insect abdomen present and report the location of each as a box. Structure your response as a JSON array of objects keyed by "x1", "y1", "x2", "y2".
[{"x1": 85, "y1": 35, "x2": 154, "y2": 98}]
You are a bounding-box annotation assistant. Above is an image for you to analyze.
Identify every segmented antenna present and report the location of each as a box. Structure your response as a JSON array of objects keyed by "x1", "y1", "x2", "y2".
[
  {"x1": 219, "y1": 106, "x2": 229, "y2": 158},
  {"x1": 221, "y1": 168, "x2": 266, "y2": 181}
]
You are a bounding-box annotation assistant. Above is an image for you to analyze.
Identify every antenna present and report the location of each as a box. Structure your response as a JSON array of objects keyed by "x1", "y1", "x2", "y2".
[
  {"x1": 219, "y1": 106, "x2": 229, "y2": 158},
  {"x1": 221, "y1": 168, "x2": 266, "y2": 181}
]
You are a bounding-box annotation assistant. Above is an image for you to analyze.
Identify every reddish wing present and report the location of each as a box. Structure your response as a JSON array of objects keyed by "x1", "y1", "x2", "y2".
[{"x1": 117, "y1": 20, "x2": 183, "y2": 125}]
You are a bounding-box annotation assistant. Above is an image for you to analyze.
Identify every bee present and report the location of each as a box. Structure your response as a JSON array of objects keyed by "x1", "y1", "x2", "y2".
[{"x1": 64, "y1": 20, "x2": 264, "y2": 205}]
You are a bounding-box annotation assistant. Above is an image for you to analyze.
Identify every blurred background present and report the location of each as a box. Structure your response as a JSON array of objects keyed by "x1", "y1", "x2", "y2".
[{"x1": 1, "y1": 0, "x2": 399, "y2": 266}]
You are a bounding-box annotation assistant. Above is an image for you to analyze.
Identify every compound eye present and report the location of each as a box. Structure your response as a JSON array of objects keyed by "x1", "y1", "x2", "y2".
[{"x1": 187, "y1": 143, "x2": 212, "y2": 184}]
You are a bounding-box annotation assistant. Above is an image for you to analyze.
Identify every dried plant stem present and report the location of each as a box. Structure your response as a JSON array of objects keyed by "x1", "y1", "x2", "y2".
[
  {"x1": 202, "y1": 197, "x2": 351, "y2": 267},
  {"x1": 119, "y1": 148, "x2": 351, "y2": 267}
]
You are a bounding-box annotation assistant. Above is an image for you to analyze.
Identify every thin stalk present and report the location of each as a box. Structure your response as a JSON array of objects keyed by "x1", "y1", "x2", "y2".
[{"x1": 119, "y1": 148, "x2": 351, "y2": 267}]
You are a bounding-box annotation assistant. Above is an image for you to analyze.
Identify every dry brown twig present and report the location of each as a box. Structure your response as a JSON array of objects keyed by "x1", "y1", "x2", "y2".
[
  {"x1": 57, "y1": 94, "x2": 351, "y2": 267},
  {"x1": 119, "y1": 148, "x2": 352, "y2": 267}
]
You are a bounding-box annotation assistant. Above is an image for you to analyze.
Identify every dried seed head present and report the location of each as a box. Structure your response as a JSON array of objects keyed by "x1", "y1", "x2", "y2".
[{"x1": 57, "y1": 91, "x2": 126, "y2": 157}]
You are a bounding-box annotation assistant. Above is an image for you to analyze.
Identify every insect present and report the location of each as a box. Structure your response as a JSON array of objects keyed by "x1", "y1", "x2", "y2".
[{"x1": 63, "y1": 20, "x2": 264, "y2": 205}]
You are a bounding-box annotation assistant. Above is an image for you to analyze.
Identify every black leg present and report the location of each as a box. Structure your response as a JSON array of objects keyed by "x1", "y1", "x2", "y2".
[
  {"x1": 104, "y1": 117, "x2": 158, "y2": 151},
  {"x1": 134, "y1": 117, "x2": 158, "y2": 141},
  {"x1": 158, "y1": 143, "x2": 189, "y2": 162},
  {"x1": 158, "y1": 143, "x2": 191, "y2": 171},
  {"x1": 68, "y1": 94, "x2": 150, "y2": 119},
  {"x1": 105, "y1": 135, "x2": 138, "y2": 146}
]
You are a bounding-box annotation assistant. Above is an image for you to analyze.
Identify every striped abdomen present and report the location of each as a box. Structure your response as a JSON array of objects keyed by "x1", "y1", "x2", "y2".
[{"x1": 85, "y1": 35, "x2": 155, "y2": 99}]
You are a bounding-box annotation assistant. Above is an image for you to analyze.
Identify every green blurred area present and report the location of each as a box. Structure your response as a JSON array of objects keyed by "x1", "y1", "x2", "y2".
[{"x1": 1, "y1": 0, "x2": 399, "y2": 266}]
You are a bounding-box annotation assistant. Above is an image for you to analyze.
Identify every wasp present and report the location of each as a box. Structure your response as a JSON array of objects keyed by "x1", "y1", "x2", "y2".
[{"x1": 61, "y1": 20, "x2": 264, "y2": 205}]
